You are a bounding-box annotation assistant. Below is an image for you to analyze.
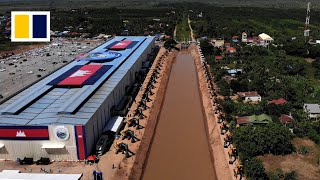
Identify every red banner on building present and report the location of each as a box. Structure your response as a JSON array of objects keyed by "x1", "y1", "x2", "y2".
[
  {"x1": 109, "y1": 40, "x2": 132, "y2": 50},
  {"x1": 58, "y1": 65, "x2": 102, "y2": 86},
  {"x1": 48, "y1": 65, "x2": 112, "y2": 87},
  {"x1": 0, "y1": 126, "x2": 49, "y2": 140}
]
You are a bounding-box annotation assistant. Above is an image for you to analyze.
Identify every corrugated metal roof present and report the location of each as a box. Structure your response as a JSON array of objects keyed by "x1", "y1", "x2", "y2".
[{"x1": 0, "y1": 36, "x2": 154, "y2": 126}]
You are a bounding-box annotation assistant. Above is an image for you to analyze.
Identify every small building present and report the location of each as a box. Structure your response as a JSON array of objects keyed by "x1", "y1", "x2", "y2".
[
  {"x1": 304, "y1": 103, "x2": 320, "y2": 119},
  {"x1": 232, "y1": 36, "x2": 239, "y2": 43},
  {"x1": 242, "y1": 32, "x2": 247, "y2": 42},
  {"x1": 215, "y1": 56, "x2": 223, "y2": 61},
  {"x1": 214, "y1": 40, "x2": 225, "y2": 47},
  {"x1": 227, "y1": 69, "x2": 243, "y2": 76},
  {"x1": 237, "y1": 91, "x2": 261, "y2": 102},
  {"x1": 268, "y1": 98, "x2": 287, "y2": 105},
  {"x1": 237, "y1": 114, "x2": 272, "y2": 126},
  {"x1": 258, "y1": 33, "x2": 274, "y2": 45},
  {"x1": 279, "y1": 114, "x2": 294, "y2": 127},
  {"x1": 226, "y1": 47, "x2": 236, "y2": 53}
]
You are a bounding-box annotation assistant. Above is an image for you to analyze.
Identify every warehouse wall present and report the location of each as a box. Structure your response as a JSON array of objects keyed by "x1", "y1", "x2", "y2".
[
  {"x1": 84, "y1": 39, "x2": 155, "y2": 157},
  {"x1": 0, "y1": 125, "x2": 78, "y2": 161}
]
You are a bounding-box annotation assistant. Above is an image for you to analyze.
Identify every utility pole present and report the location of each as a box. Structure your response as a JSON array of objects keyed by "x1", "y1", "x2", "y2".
[{"x1": 304, "y1": 2, "x2": 311, "y2": 42}]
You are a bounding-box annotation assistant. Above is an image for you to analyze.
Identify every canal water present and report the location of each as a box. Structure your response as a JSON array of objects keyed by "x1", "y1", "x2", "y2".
[{"x1": 142, "y1": 51, "x2": 217, "y2": 180}]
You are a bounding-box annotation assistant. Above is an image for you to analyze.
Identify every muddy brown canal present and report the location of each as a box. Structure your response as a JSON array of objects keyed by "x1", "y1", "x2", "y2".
[{"x1": 142, "y1": 51, "x2": 217, "y2": 180}]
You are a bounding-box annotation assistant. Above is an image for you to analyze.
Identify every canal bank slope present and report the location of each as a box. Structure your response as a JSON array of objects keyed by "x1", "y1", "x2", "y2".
[
  {"x1": 191, "y1": 44, "x2": 234, "y2": 180},
  {"x1": 142, "y1": 50, "x2": 217, "y2": 180}
]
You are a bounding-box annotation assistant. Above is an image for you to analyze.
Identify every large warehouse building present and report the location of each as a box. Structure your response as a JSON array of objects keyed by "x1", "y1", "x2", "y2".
[{"x1": 0, "y1": 36, "x2": 155, "y2": 161}]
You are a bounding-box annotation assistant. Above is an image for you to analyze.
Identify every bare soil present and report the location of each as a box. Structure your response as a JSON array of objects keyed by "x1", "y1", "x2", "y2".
[
  {"x1": 0, "y1": 161, "x2": 95, "y2": 179},
  {"x1": 259, "y1": 138, "x2": 320, "y2": 180}
]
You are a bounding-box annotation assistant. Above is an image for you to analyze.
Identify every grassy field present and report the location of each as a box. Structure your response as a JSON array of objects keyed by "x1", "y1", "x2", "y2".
[
  {"x1": 176, "y1": 17, "x2": 191, "y2": 42},
  {"x1": 259, "y1": 138, "x2": 320, "y2": 180}
]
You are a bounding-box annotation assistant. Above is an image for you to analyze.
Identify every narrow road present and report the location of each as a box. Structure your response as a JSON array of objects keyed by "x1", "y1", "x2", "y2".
[
  {"x1": 142, "y1": 51, "x2": 217, "y2": 180},
  {"x1": 188, "y1": 15, "x2": 195, "y2": 42}
]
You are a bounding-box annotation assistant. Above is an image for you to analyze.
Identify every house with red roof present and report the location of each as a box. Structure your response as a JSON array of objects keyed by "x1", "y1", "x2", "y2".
[
  {"x1": 279, "y1": 114, "x2": 294, "y2": 127},
  {"x1": 215, "y1": 56, "x2": 223, "y2": 61},
  {"x1": 268, "y1": 98, "x2": 287, "y2": 105},
  {"x1": 226, "y1": 47, "x2": 237, "y2": 53}
]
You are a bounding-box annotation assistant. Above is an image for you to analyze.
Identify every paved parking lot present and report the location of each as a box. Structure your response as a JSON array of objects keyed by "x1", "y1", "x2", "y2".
[{"x1": 0, "y1": 38, "x2": 103, "y2": 100}]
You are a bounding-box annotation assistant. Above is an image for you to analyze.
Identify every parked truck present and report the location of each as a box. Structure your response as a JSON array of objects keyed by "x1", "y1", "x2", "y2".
[{"x1": 96, "y1": 116, "x2": 125, "y2": 157}]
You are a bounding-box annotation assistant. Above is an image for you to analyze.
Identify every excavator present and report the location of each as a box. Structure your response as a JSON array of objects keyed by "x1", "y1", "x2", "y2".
[
  {"x1": 114, "y1": 142, "x2": 135, "y2": 158},
  {"x1": 234, "y1": 162, "x2": 244, "y2": 180},
  {"x1": 127, "y1": 117, "x2": 144, "y2": 130},
  {"x1": 134, "y1": 107, "x2": 146, "y2": 119},
  {"x1": 121, "y1": 129, "x2": 140, "y2": 143},
  {"x1": 139, "y1": 98, "x2": 149, "y2": 110},
  {"x1": 145, "y1": 85, "x2": 154, "y2": 96},
  {"x1": 228, "y1": 144, "x2": 238, "y2": 164},
  {"x1": 142, "y1": 92, "x2": 152, "y2": 102},
  {"x1": 220, "y1": 122, "x2": 228, "y2": 135},
  {"x1": 224, "y1": 132, "x2": 233, "y2": 148},
  {"x1": 218, "y1": 114, "x2": 225, "y2": 124}
]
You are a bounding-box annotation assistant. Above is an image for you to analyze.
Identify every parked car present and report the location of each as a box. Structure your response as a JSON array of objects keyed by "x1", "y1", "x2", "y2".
[
  {"x1": 19, "y1": 157, "x2": 34, "y2": 165},
  {"x1": 36, "y1": 157, "x2": 50, "y2": 165}
]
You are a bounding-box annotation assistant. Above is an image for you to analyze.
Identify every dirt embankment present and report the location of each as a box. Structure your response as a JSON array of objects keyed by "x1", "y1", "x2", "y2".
[
  {"x1": 103, "y1": 47, "x2": 177, "y2": 180},
  {"x1": 190, "y1": 44, "x2": 234, "y2": 180},
  {"x1": 128, "y1": 50, "x2": 177, "y2": 179}
]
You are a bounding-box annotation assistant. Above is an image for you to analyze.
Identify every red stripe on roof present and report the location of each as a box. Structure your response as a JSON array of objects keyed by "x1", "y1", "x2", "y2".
[
  {"x1": 110, "y1": 40, "x2": 132, "y2": 50},
  {"x1": 58, "y1": 65, "x2": 102, "y2": 86}
]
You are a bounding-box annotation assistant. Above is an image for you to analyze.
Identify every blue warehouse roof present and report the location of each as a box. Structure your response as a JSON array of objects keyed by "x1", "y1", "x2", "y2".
[{"x1": 0, "y1": 36, "x2": 155, "y2": 126}]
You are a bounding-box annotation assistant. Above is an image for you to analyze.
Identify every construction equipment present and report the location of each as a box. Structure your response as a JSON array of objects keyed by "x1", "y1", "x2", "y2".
[
  {"x1": 142, "y1": 92, "x2": 152, "y2": 102},
  {"x1": 36, "y1": 157, "x2": 50, "y2": 165},
  {"x1": 233, "y1": 162, "x2": 244, "y2": 180},
  {"x1": 128, "y1": 117, "x2": 144, "y2": 129},
  {"x1": 121, "y1": 129, "x2": 140, "y2": 143},
  {"x1": 145, "y1": 86, "x2": 154, "y2": 96},
  {"x1": 114, "y1": 142, "x2": 135, "y2": 158},
  {"x1": 147, "y1": 81, "x2": 156, "y2": 89},
  {"x1": 139, "y1": 99, "x2": 149, "y2": 110},
  {"x1": 218, "y1": 114, "x2": 225, "y2": 124},
  {"x1": 134, "y1": 107, "x2": 146, "y2": 119},
  {"x1": 19, "y1": 157, "x2": 34, "y2": 165},
  {"x1": 228, "y1": 144, "x2": 238, "y2": 164},
  {"x1": 224, "y1": 132, "x2": 233, "y2": 148},
  {"x1": 220, "y1": 122, "x2": 228, "y2": 134}
]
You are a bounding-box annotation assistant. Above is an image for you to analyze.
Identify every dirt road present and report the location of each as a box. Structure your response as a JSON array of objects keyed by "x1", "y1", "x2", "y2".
[{"x1": 142, "y1": 51, "x2": 217, "y2": 180}]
